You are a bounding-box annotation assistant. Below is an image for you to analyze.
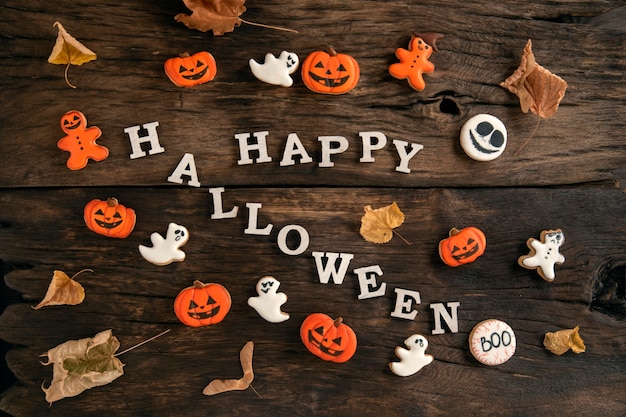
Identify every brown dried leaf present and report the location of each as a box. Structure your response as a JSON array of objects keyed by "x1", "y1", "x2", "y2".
[
  {"x1": 33, "y1": 270, "x2": 91, "y2": 310},
  {"x1": 500, "y1": 39, "x2": 567, "y2": 119},
  {"x1": 543, "y1": 326, "x2": 586, "y2": 355},
  {"x1": 203, "y1": 341, "x2": 254, "y2": 395},
  {"x1": 48, "y1": 22, "x2": 97, "y2": 88},
  {"x1": 175, "y1": 0, "x2": 246, "y2": 35},
  {"x1": 360, "y1": 202, "x2": 406, "y2": 244}
]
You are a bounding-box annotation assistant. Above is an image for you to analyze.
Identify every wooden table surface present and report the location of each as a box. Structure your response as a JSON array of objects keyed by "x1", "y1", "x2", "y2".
[{"x1": 1, "y1": 1, "x2": 625, "y2": 416}]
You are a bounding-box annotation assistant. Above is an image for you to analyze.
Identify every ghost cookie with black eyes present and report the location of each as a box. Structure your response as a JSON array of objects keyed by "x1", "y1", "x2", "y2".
[
  {"x1": 518, "y1": 229, "x2": 565, "y2": 282},
  {"x1": 460, "y1": 114, "x2": 507, "y2": 161},
  {"x1": 139, "y1": 222, "x2": 189, "y2": 266}
]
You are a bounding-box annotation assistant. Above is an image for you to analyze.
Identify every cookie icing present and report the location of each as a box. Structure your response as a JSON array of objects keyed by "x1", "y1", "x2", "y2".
[
  {"x1": 247, "y1": 276, "x2": 289, "y2": 323},
  {"x1": 249, "y1": 51, "x2": 299, "y2": 87},
  {"x1": 139, "y1": 223, "x2": 189, "y2": 266},
  {"x1": 518, "y1": 229, "x2": 565, "y2": 282},
  {"x1": 460, "y1": 114, "x2": 507, "y2": 161},
  {"x1": 389, "y1": 334, "x2": 434, "y2": 377},
  {"x1": 469, "y1": 319, "x2": 516, "y2": 366}
]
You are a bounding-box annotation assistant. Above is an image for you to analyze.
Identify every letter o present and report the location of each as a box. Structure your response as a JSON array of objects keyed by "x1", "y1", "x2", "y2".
[{"x1": 277, "y1": 224, "x2": 309, "y2": 256}]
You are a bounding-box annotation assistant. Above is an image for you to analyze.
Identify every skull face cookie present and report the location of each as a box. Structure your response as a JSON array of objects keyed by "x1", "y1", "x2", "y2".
[
  {"x1": 518, "y1": 229, "x2": 565, "y2": 282},
  {"x1": 460, "y1": 114, "x2": 507, "y2": 161}
]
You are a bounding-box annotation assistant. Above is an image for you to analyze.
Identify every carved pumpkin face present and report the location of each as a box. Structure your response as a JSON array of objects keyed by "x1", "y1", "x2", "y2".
[
  {"x1": 174, "y1": 281, "x2": 231, "y2": 327},
  {"x1": 439, "y1": 227, "x2": 486, "y2": 267},
  {"x1": 164, "y1": 52, "x2": 217, "y2": 87},
  {"x1": 301, "y1": 48, "x2": 360, "y2": 94},
  {"x1": 60, "y1": 110, "x2": 85, "y2": 132},
  {"x1": 83, "y1": 197, "x2": 136, "y2": 238},
  {"x1": 300, "y1": 313, "x2": 357, "y2": 363}
]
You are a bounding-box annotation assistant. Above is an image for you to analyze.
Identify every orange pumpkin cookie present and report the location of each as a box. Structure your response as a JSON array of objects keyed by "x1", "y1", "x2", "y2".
[
  {"x1": 389, "y1": 32, "x2": 443, "y2": 91},
  {"x1": 300, "y1": 313, "x2": 357, "y2": 363},
  {"x1": 164, "y1": 52, "x2": 217, "y2": 87},
  {"x1": 439, "y1": 227, "x2": 486, "y2": 266},
  {"x1": 174, "y1": 281, "x2": 231, "y2": 327},
  {"x1": 301, "y1": 48, "x2": 360, "y2": 95},
  {"x1": 83, "y1": 197, "x2": 136, "y2": 238},
  {"x1": 57, "y1": 110, "x2": 108, "y2": 170}
]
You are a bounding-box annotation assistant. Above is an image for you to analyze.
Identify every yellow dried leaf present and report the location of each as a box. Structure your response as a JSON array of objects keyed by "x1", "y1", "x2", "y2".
[
  {"x1": 33, "y1": 269, "x2": 91, "y2": 310},
  {"x1": 48, "y1": 22, "x2": 97, "y2": 88},
  {"x1": 543, "y1": 326, "x2": 586, "y2": 355},
  {"x1": 360, "y1": 202, "x2": 406, "y2": 244},
  {"x1": 203, "y1": 341, "x2": 255, "y2": 395}
]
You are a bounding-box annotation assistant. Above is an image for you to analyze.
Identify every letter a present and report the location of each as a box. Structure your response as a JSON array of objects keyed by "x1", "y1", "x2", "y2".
[
  {"x1": 125, "y1": 121, "x2": 165, "y2": 159},
  {"x1": 167, "y1": 153, "x2": 201, "y2": 187}
]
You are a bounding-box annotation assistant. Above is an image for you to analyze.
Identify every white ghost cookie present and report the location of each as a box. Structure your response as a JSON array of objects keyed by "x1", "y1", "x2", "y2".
[
  {"x1": 247, "y1": 276, "x2": 289, "y2": 323},
  {"x1": 138, "y1": 223, "x2": 189, "y2": 266},
  {"x1": 249, "y1": 51, "x2": 299, "y2": 87},
  {"x1": 389, "y1": 334, "x2": 434, "y2": 377},
  {"x1": 518, "y1": 229, "x2": 565, "y2": 282}
]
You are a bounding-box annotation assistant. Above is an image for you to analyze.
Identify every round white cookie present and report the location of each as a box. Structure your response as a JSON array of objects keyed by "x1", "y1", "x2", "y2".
[
  {"x1": 460, "y1": 114, "x2": 507, "y2": 161},
  {"x1": 469, "y1": 319, "x2": 516, "y2": 365}
]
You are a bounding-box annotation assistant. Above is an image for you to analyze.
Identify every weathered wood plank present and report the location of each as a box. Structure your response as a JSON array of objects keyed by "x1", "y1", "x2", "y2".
[
  {"x1": 1, "y1": 186, "x2": 625, "y2": 416},
  {"x1": 0, "y1": 1, "x2": 624, "y2": 188}
]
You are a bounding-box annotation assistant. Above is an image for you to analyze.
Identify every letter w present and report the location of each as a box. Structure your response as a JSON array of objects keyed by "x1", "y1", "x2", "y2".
[{"x1": 311, "y1": 252, "x2": 354, "y2": 285}]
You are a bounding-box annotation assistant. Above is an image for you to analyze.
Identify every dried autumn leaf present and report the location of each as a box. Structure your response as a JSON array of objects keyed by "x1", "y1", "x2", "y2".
[
  {"x1": 360, "y1": 202, "x2": 408, "y2": 244},
  {"x1": 501, "y1": 39, "x2": 567, "y2": 119},
  {"x1": 175, "y1": 0, "x2": 296, "y2": 35},
  {"x1": 33, "y1": 269, "x2": 91, "y2": 310},
  {"x1": 203, "y1": 341, "x2": 255, "y2": 395},
  {"x1": 48, "y1": 22, "x2": 97, "y2": 88},
  {"x1": 41, "y1": 329, "x2": 124, "y2": 404},
  {"x1": 543, "y1": 326, "x2": 586, "y2": 355}
]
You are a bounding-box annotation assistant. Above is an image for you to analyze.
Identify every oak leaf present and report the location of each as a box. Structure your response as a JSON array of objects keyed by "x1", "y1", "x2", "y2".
[
  {"x1": 41, "y1": 329, "x2": 124, "y2": 404},
  {"x1": 33, "y1": 269, "x2": 91, "y2": 310},
  {"x1": 203, "y1": 341, "x2": 256, "y2": 395},
  {"x1": 360, "y1": 202, "x2": 408, "y2": 244},
  {"x1": 48, "y1": 22, "x2": 97, "y2": 88}
]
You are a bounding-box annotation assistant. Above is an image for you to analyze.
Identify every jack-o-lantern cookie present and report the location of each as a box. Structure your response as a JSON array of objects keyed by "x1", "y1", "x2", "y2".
[
  {"x1": 439, "y1": 227, "x2": 486, "y2": 267},
  {"x1": 174, "y1": 280, "x2": 231, "y2": 327},
  {"x1": 83, "y1": 197, "x2": 136, "y2": 238},
  {"x1": 301, "y1": 48, "x2": 360, "y2": 95},
  {"x1": 300, "y1": 313, "x2": 357, "y2": 363},
  {"x1": 164, "y1": 52, "x2": 217, "y2": 87},
  {"x1": 57, "y1": 110, "x2": 108, "y2": 170}
]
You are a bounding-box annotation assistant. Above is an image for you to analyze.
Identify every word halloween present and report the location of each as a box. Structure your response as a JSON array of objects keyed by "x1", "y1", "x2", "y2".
[
  {"x1": 123, "y1": 122, "x2": 425, "y2": 186},
  {"x1": 208, "y1": 186, "x2": 460, "y2": 334}
]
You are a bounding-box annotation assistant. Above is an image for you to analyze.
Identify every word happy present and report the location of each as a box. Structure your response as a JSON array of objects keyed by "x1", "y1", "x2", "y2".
[
  {"x1": 123, "y1": 121, "x2": 425, "y2": 188},
  {"x1": 125, "y1": 122, "x2": 456, "y2": 333}
]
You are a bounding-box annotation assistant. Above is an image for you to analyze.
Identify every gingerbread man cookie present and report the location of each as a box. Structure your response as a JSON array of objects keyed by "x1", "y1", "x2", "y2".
[
  {"x1": 247, "y1": 276, "x2": 289, "y2": 323},
  {"x1": 139, "y1": 223, "x2": 189, "y2": 266},
  {"x1": 518, "y1": 229, "x2": 565, "y2": 282},
  {"x1": 389, "y1": 334, "x2": 434, "y2": 377},
  {"x1": 57, "y1": 110, "x2": 108, "y2": 170},
  {"x1": 389, "y1": 32, "x2": 443, "y2": 91}
]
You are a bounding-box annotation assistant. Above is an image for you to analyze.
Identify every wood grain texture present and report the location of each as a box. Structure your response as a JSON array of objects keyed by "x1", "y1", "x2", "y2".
[{"x1": 1, "y1": 0, "x2": 626, "y2": 416}]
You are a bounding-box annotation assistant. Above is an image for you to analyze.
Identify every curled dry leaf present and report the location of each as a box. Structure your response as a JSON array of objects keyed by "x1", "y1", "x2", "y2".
[
  {"x1": 48, "y1": 22, "x2": 97, "y2": 88},
  {"x1": 33, "y1": 269, "x2": 91, "y2": 310},
  {"x1": 203, "y1": 341, "x2": 254, "y2": 395},
  {"x1": 41, "y1": 329, "x2": 124, "y2": 404},
  {"x1": 359, "y1": 202, "x2": 408, "y2": 244},
  {"x1": 543, "y1": 326, "x2": 586, "y2": 355},
  {"x1": 175, "y1": 0, "x2": 296, "y2": 35}
]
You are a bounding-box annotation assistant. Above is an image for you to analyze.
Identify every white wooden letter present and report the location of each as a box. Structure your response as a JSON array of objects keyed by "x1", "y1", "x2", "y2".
[
  {"x1": 235, "y1": 131, "x2": 272, "y2": 165},
  {"x1": 359, "y1": 131, "x2": 387, "y2": 163},
  {"x1": 244, "y1": 203, "x2": 273, "y2": 235},
  {"x1": 354, "y1": 265, "x2": 387, "y2": 300},
  {"x1": 430, "y1": 301, "x2": 460, "y2": 334},
  {"x1": 311, "y1": 252, "x2": 354, "y2": 285},
  {"x1": 277, "y1": 225, "x2": 310, "y2": 256},
  {"x1": 280, "y1": 133, "x2": 313, "y2": 166},
  {"x1": 208, "y1": 187, "x2": 239, "y2": 219},
  {"x1": 167, "y1": 153, "x2": 200, "y2": 187},
  {"x1": 318, "y1": 136, "x2": 349, "y2": 167},
  {"x1": 390, "y1": 288, "x2": 421, "y2": 320},
  {"x1": 393, "y1": 139, "x2": 424, "y2": 174},
  {"x1": 125, "y1": 121, "x2": 164, "y2": 159}
]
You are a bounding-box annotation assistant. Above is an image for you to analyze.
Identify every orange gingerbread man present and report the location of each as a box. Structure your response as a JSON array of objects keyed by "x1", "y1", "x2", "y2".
[
  {"x1": 389, "y1": 32, "x2": 443, "y2": 91},
  {"x1": 57, "y1": 110, "x2": 108, "y2": 170}
]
